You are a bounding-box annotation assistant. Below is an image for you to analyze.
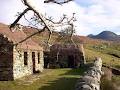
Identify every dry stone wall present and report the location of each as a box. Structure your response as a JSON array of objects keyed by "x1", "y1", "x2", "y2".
[{"x1": 75, "y1": 58, "x2": 103, "y2": 90}]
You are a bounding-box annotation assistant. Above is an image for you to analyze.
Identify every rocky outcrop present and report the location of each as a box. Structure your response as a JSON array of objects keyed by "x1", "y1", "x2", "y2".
[{"x1": 75, "y1": 57, "x2": 103, "y2": 90}]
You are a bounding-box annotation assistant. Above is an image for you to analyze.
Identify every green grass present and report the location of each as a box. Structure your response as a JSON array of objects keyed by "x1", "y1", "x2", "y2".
[
  {"x1": 85, "y1": 43, "x2": 120, "y2": 59},
  {"x1": 85, "y1": 48, "x2": 120, "y2": 68},
  {"x1": 0, "y1": 68, "x2": 84, "y2": 90}
]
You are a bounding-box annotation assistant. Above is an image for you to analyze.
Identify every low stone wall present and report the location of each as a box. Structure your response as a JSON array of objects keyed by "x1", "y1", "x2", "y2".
[{"x1": 75, "y1": 57, "x2": 103, "y2": 90}]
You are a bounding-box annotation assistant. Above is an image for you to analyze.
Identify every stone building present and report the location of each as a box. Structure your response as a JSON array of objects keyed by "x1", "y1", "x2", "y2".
[
  {"x1": 45, "y1": 44, "x2": 86, "y2": 68},
  {"x1": 0, "y1": 23, "x2": 44, "y2": 80}
]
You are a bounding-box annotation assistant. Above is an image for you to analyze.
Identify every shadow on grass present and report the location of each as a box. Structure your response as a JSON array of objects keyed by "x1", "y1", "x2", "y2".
[
  {"x1": 38, "y1": 66, "x2": 88, "y2": 90},
  {"x1": 60, "y1": 68, "x2": 85, "y2": 76},
  {"x1": 38, "y1": 77, "x2": 78, "y2": 90},
  {"x1": 60, "y1": 63, "x2": 92, "y2": 76}
]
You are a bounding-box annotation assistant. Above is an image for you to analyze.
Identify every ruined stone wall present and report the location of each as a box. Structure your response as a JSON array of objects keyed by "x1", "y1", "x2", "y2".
[
  {"x1": 78, "y1": 44, "x2": 86, "y2": 66},
  {"x1": 35, "y1": 50, "x2": 44, "y2": 72},
  {"x1": 49, "y1": 44, "x2": 86, "y2": 68},
  {"x1": 13, "y1": 47, "x2": 44, "y2": 79},
  {"x1": 75, "y1": 58, "x2": 103, "y2": 90},
  {"x1": 0, "y1": 48, "x2": 13, "y2": 80},
  {"x1": 0, "y1": 35, "x2": 13, "y2": 80}
]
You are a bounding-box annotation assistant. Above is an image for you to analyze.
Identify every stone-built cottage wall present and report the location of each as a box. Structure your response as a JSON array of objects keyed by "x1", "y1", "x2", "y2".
[
  {"x1": 13, "y1": 47, "x2": 44, "y2": 79},
  {"x1": 0, "y1": 23, "x2": 44, "y2": 80},
  {"x1": 0, "y1": 34, "x2": 44, "y2": 80}
]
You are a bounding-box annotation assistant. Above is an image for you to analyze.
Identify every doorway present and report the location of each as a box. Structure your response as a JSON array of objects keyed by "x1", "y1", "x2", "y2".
[
  {"x1": 32, "y1": 52, "x2": 35, "y2": 73},
  {"x1": 68, "y1": 55, "x2": 75, "y2": 68},
  {"x1": 44, "y1": 52, "x2": 50, "y2": 68}
]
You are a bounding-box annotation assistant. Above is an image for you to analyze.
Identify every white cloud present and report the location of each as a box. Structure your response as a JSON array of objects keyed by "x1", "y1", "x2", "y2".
[
  {"x1": 76, "y1": 0, "x2": 120, "y2": 35},
  {"x1": 0, "y1": 0, "x2": 26, "y2": 24},
  {"x1": 44, "y1": 0, "x2": 120, "y2": 35}
]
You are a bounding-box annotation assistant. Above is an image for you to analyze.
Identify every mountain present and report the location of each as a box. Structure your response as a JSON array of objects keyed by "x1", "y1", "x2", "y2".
[
  {"x1": 88, "y1": 31, "x2": 120, "y2": 41},
  {"x1": 87, "y1": 34, "x2": 94, "y2": 38}
]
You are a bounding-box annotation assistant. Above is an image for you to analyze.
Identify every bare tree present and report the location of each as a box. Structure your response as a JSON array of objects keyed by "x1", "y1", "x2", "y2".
[
  {"x1": 10, "y1": 0, "x2": 75, "y2": 46},
  {"x1": 58, "y1": 23, "x2": 76, "y2": 45},
  {"x1": 54, "y1": 23, "x2": 77, "y2": 65}
]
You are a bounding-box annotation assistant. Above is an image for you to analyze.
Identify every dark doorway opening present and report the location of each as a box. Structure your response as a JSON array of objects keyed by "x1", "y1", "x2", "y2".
[
  {"x1": 32, "y1": 52, "x2": 36, "y2": 73},
  {"x1": 68, "y1": 55, "x2": 75, "y2": 68},
  {"x1": 44, "y1": 52, "x2": 50, "y2": 68}
]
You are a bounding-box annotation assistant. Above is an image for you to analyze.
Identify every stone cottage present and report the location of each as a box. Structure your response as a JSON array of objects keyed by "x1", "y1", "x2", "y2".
[
  {"x1": 45, "y1": 44, "x2": 86, "y2": 68},
  {"x1": 0, "y1": 23, "x2": 44, "y2": 80}
]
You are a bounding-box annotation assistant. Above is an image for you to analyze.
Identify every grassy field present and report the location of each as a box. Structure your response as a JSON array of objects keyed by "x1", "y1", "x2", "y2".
[
  {"x1": 0, "y1": 68, "x2": 84, "y2": 90},
  {"x1": 85, "y1": 42, "x2": 120, "y2": 69},
  {"x1": 85, "y1": 49, "x2": 120, "y2": 67},
  {"x1": 85, "y1": 44, "x2": 120, "y2": 90}
]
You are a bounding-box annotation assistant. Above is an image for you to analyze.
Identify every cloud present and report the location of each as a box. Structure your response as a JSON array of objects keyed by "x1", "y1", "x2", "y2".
[
  {"x1": 0, "y1": 0, "x2": 26, "y2": 24},
  {"x1": 0, "y1": 0, "x2": 120, "y2": 35},
  {"x1": 74, "y1": 0, "x2": 120, "y2": 35}
]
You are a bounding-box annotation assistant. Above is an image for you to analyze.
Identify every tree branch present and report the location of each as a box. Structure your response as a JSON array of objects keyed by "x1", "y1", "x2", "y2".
[
  {"x1": 44, "y1": 0, "x2": 73, "y2": 5},
  {"x1": 14, "y1": 27, "x2": 46, "y2": 46},
  {"x1": 45, "y1": 14, "x2": 66, "y2": 24},
  {"x1": 23, "y1": 0, "x2": 53, "y2": 34},
  {"x1": 10, "y1": 8, "x2": 31, "y2": 29},
  {"x1": 10, "y1": 0, "x2": 76, "y2": 48}
]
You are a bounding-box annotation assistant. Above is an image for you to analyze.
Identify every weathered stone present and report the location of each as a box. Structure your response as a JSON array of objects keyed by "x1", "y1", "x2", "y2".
[
  {"x1": 13, "y1": 48, "x2": 44, "y2": 79},
  {"x1": 75, "y1": 58, "x2": 103, "y2": 90}
]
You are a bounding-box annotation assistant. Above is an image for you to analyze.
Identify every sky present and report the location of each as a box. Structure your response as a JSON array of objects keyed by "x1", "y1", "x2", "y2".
[{"x1": 0, "y1": 0, "x2": 120, "y2": 36}]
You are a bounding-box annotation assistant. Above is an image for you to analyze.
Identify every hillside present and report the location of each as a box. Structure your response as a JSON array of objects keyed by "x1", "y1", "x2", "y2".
[
  {"x1": 88, "y1": 31, "x2": 120, "y2": 41},
  {"x1": 0, "y1": 23, "x2": 119, "y2": 68},
  {"x1": 23, "y1": 27, "x2": 112, "y2": 45},
  {"x1": 23, "y1": 27, "x2": 120, "y2": 67}
]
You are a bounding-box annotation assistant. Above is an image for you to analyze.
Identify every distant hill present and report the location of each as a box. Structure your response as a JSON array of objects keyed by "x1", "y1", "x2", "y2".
[
  {"x1": 0, "y1": 23, "x2": 114, "y2": 46},
  {"x1": 88, "y1": 31, "x2": 120, "y2": 41}
]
